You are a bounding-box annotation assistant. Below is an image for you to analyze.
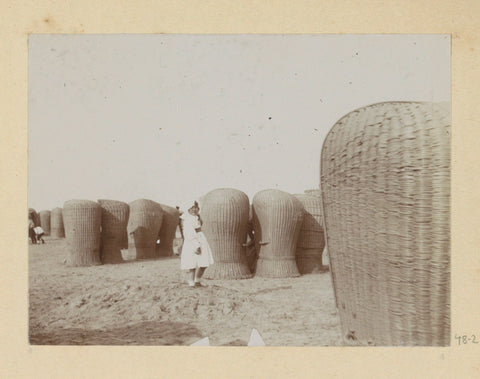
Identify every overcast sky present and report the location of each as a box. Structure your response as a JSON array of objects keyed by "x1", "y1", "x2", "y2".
[{"x1": 28, "y1": 34, "x2": 450, "y2": 211}]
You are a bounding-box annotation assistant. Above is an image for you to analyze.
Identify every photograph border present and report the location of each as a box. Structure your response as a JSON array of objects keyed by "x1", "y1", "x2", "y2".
[{"x1": 1, "y1": 1, "x2": 479, "y2": 377}]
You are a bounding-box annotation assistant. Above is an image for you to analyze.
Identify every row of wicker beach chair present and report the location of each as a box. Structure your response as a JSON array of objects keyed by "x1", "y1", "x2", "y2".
[
  {"x1": 29, "y1": 189, "x2": 327, "y2": 275},
  {"x1": 29, "y1": 101, "x2": 450, "y2": 346}
]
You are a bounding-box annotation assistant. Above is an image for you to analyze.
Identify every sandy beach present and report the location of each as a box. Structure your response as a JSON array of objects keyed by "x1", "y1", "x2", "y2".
[{"x1": 29, "y1": 237, "x2": 342, "y2": 346}]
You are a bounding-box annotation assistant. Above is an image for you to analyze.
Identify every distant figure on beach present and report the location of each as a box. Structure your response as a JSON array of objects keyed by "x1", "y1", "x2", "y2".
[
  {"x1": 28, "y1": 217, "x2": 36, "y2": 244},
  {"x1": 179, "y1": 201, "x2": 214, "y2": 287},
  {"x1": 34, "y1": 226, "x2": 45, "y2": 244}
]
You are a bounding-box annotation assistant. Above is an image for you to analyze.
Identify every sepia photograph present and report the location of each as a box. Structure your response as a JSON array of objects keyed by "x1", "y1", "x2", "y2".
[{"x1": 28, "y1": 34, "x2": 450, "y2": 347}]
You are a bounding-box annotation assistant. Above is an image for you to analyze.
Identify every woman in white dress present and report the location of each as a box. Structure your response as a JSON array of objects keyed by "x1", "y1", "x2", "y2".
[{"x1": 180, "y1": 201, "x2": 214, "y2": 287}]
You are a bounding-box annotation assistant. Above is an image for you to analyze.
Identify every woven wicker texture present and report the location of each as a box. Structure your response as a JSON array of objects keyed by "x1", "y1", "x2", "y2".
[
  {"x1": 63, "y1": 200, "x2": 102, "y2": 266},
  {"x1": 252, "y1": 189, "x2": 304, "y2": 278},
  {"x1": 293, "y1": 194, "x2": 326, "y2": 273},
  {"x1": 320, "y1": 101, "x2": 450, "y2": 346},
  {"x1": 156, "y1": 204, "x2": 180, "y2": 257},
  {"x1": 98, "y1": 200, "x2": 129, "y2": 264},
  {"x1": 201, "y1": 188, "x2": 252, "y2": 279},
  {"x1": 127, "y1": 199, "x2": 164, "y2": 260},
  {"x1": 29, "y1": 208, "x2": 41, "y2": 227},
  {"x1": 304, "y1": 189, "x2": 322, "y2": 198},
  {"x1": 39, "y1": 210, "x2": 51, "y2": 235},
  {"x1": 50, "y1": 207, "x2": 65, "y2": 238}
]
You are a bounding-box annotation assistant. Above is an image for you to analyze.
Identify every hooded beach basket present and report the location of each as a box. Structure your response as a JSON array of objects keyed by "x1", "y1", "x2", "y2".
[
  {"x1": 252, "y1": 189, "x2": 304, "y2": 278},
  {"x1": 39, "y1": 210, "x2": 51, "y2": 236},
  {"x1": 304, "y1": 189, "x2": 322, "y2": 198},
  {"x1": 98, "y1": 199, "x2": 129, "y2": 264},
  {"x1": 50, "y1": 207, "x2": 65, "y2": 238},
  {"x1": 293, "y1": 194, "x2": 326, "y2": 273},
  {"x1": 127, "y1": 199, "x2": 164, "y2": 260},
  {"x1": 202, "y1": 188, "x2": 252, "y2": 279},
  {"x1": 320, "y1": 101, "x2": 450, "y2": 346},
  {"x1": 156, "y1": 204, "x2": 180, "y2": 257},
  {"x1": 63, "y1": 200, "x2": 102, "y2": 266}
]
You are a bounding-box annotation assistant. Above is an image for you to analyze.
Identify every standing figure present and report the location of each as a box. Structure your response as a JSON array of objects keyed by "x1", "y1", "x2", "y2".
[
  {"x1": 180, "y1": 201, "x2": 214, "y2": 287},
  {"x1": 34, "y1": 226, "x2": 45, "y2": 244},
  {"x1": 28, "y1": 217, "x2": 36, "y2": 244}
]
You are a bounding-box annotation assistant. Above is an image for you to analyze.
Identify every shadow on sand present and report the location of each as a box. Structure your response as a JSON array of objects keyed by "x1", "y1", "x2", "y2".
[{"x1": 29, "y1": 320, "x2": 203, "y2": 345}]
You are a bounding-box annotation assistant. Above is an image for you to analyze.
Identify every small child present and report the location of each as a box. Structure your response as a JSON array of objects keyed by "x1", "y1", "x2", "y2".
[
  {"x1": 34, "y1": 226, "x2": 45, "y2": 244},
  {"x1": 179, "y1": 201, "x2": 214, "y2": 287}
]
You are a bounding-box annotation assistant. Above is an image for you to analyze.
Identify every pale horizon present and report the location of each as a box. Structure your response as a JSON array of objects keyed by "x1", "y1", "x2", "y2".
[{"x1": 28, "y1": 34, "x2": 450, "y2": 211}]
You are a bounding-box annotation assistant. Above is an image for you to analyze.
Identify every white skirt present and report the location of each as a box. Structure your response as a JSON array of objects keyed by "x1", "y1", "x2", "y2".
[{"x1": 180, "y1": 231, "x2": 215, "y2": 270}]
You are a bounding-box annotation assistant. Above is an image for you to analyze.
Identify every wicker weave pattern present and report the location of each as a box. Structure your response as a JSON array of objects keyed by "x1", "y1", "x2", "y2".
[
  {"x1": 50, "y1": 207, "x2": 65, "y2": 238},
  {"x1": 304, "y1": 189, "x2": 322, "y2": 198},
  {"x1": 294, "y1": 194, "x2": 325, "y2": 273},
  {"x1": 127, "y1": 199, "x2": 164, "y2": 260},
  {"x1": 156, "y1": 204, "x2": 180, "y2": 257},
  {"x1": 63, "y1": 200, "x2": 102, "y2": 266},
  {"x1": 320, "y1": 101, "x2": 450, "y2": 346},
  {"x1": 252, "y1": 189, "x2": 303, "y2": 278},
  {"x1": 98, "y1": 200, "x2": 129, "y2": 264},
  {"x1": 201, "y1": 188, "x2": 252, "y2": 279},
  {"x1": 39, "y1": 210, "x2": 51, "y2": 236}
]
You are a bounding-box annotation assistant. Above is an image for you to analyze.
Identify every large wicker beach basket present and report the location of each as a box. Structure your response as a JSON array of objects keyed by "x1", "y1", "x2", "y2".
[
  {"x1": 39, "y1": 210, "x2": 51, "y2": 235},
  {"x1": 50, "y1": 207, "x2": 65, "y2": 238},
  {"x1": 156, "y1": 204, "x2": 180, "y2": 257},
  {"x1": 63, "y1": 200, "x2": 102, "y2": 266},
  {"x1": 127, "y1": 199, "x2": 164, "y2": 260},
  {"x1": 98, "y1": 199, "x2": 129, "y2": 264},
  {"x1": 320, "y1": 101, "x2": 450, "y2": 346},
  {"x1": 293, "y1": 194, "x2": 326, "y2": 273},
  {"x1": 202, "y1": 188, "x2": 252, "y2": 279},
  {"x1": 252, "y1": 189, "x2": 304, "y2": 278},
  {"x1": 304, "y1": 189, "x2": 322, "y2": 198}
]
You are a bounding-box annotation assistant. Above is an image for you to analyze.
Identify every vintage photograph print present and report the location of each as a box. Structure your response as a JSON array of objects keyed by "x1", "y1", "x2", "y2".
[{"x1": 28, "y1": 34, "x2": 450, "y2": 346}]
